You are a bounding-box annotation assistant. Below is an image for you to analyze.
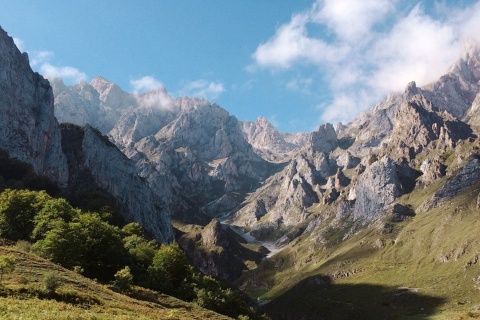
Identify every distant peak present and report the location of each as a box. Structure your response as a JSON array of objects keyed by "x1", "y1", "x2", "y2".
[
  {"x1": 90, "y1": 76, "x2": 122, "y2": 94},
  {"x1": 256, "y1": 116, "x2": 274, "y2": 128},
  {"x1": 90, "y1": 76, "x2": 111, "y2": 85}
]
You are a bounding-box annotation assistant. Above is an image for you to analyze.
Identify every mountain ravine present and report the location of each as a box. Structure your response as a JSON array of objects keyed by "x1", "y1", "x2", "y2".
[{"x1": 4, "y1": 23, "x2": 480, "y2": 319}]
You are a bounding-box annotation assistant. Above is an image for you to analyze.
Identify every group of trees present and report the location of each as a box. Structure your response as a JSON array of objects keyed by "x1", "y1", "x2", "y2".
[{"x1": 0, "y1": 188, "x2": 264, "y2": 319}]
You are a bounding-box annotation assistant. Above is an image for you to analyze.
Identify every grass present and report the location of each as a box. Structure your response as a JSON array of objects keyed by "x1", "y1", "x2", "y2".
[
  {"x1": 238, "y1": 172, "x2": 480, "y2": 319},
  {"x1": 0, "y1": 246, "x2": 232, "y2": 320}
]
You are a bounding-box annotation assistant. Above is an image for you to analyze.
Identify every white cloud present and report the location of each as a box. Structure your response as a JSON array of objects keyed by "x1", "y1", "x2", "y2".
[
  {"x1": 253, "y1": 13, "x2": 347, "y2": 69},
  {"x1": 130, "y1": 76, "x2": 164, "y2": 93},
  {"x1": 312, "y1": 0, "x2": 398, "y2": 41},
  {"x1": 13, "y1": 37, "x2": 24, "y2": 52},
  {"x1": 252, "y1": 0, "x2": 480, "y2": 125},
  {"x1": 26, "y1": 50, "x2": 87, "y2": 85},
  {"x1": 178, "y1": 80, "x2": 225, "y2": 100},
  {"x1": 40, "y1": 63, "x2": 88, "y2": 84},
  {"x1": 30, "y1": 51, "x2": 54, "y2": 67}
]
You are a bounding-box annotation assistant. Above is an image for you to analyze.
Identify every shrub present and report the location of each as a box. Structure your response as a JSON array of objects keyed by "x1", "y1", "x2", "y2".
[
  {"x1": 15, "y1": 240, "x2": 32, "y2": 252},
  {"x1": 43, "y1": 272, "x2": 61, "y2": 294},
  {"x1": 0, "y1": 255, "x2": 15, "y2": 282},
  {"x1": 114, "y1": 266, "x2": 133, "y2": 292}
]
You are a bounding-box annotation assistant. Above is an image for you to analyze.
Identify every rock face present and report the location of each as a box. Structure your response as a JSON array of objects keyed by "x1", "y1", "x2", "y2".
[
  {"x1": 384, "y1": 94, "x2": 473, "y2": 160},
  {"x1": 178, "y1": 219, "x2": 265, "y2": 282},
  {"x1": 0, "y1": 28, "x2": 68, "y2": 185},
  {"x1": 241, "y1": 116, "x2": 308, "y2": 161},
  {"x1": 352, "y1": 157, "x2": 402, "y2": 223},
  {"x1": 61, "y1": 124, "x2": 174, "y2": 243},
  {"x1": 419, "y1": 156, "x2": 480, "y2": 212}
]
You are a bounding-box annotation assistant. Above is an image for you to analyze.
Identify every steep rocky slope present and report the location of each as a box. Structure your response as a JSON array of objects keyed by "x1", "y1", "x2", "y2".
[
  {"x1": 0, "y1": 28, "x2": 67, "y2": 185},
  {"x1": 61, "y1": 124, "x2": 173, "y2": 242}
]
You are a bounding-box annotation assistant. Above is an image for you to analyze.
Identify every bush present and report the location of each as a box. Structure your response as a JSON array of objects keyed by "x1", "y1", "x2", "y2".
[
  {"x1": 114, "y1": 266, "x2": 133, "y2": 292},
  {"x1": 15, "y1": 240, "x2": 32, "y2": 252},
  {"x1": 0, "y1": 255, "x2": 15, "y2": 282},
  {"x1": 43, "y1": 272, "x2": 61, "y2": 294}
]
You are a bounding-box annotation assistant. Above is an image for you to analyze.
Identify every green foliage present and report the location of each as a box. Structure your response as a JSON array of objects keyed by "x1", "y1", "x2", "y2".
[
  {"x1": 114, "y1": 266, "x2": 133, "y2": 292},
  {"x1": 148, "y1": 242, "x2": 193, "y2": 298},
  {"x1": 32, "y1": 220, "x2": 85, "y2": 269},
  {"x1": 124, "y1": 235, "x2": 158, "y2": 270},
  {"x1": 122, "y1": 222, "x2": 146, "y2": 237},
  {"x1": 194, "y1": 275, "x2": 260, "y2": 319},
  {"x1": 0, "y1": 189, "x2": 51, "y2": 240},
  {"x1": 0, "y1": 254, "x2": 15, "y2": 282},
  {"x1": 33, "y1": 212, "x2": 128, "y2": 279},
  {"x1": 43, "y1": 272, "x2": 61, "y2": 294},
  {"x1": 32, "y1": 198, "x2": 78, "y2": 240},
  {"x1": 15, "y1": 240, "x2": 32, "y2": 252}
]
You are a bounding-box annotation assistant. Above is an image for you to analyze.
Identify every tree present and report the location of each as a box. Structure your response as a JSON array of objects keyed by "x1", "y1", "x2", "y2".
[
  {"x1": 73, "y1": 213, "x2": 127, "y2": 279},
  {"x1": 0, "y1": 189, "x2": 50, "y2": 240},
  {"x1": 33, "y1": 212, "x2": 128, "y2": 279},
  {"x1": 32, "y1": 220, "x2": 85, "y2": 269},
  {"x1": 0, "y1": 255, "x2": 15, "y2": 282},
  {"x1": 147, "y1": 242, "x2": 193, "y2": 297},
  {"x1": 123, "y1": 234, "x2": 158, "y2": 270},
  {"x1": 114, "y1": 266, "x2": 133, "y2": 292},
  {"x1": 32, "y1": 198, "x2": 78, "y2": 240}
]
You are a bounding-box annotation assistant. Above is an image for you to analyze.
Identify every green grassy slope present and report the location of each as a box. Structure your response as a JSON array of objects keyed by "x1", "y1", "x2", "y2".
[
  {"x1": 0, "y1": 246, "x2": 232, "y2": 320},
  {"x1": 242, "y1": 176, "x2": 480, "y2": 319}
]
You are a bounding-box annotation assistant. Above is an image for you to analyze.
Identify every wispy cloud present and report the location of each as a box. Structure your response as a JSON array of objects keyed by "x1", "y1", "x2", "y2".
[
  {"x1": 28, "y1": 50, "x2": 87, "y2": 84},
  {"x1": 178, "y1": 80, "x2": 225, "y2": 100},
  {"x1": 252, "y1": 0, "x2": 480, "y2": 125},
  {"x1": 130, "y1": 75, "x2": 164, "y2": 93},
  {"x1": 12, "y1": 37, "x2": 24, "y2": 52},
  {"x1": 286, "y1": 76, "x2": 313, "y2": 94}
]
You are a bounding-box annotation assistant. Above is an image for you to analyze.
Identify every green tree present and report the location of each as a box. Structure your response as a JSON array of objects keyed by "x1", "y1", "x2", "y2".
[
  {"x1": 34, "y1": 212, "x2": 127, "y2": 279},
  {"x1": 122, "y1": 222, "x2": 145, "y2": 237},
  {"x1": 32, "y1": 198, "x2": 78, "y2": 240},
  {"x1": 147, "y1": 242, "x2": 193, "y2": 297},
  {"x1": 114, "y1": 266, "x2": 133, "y2": 292},
  {"x1": 0, "y1": 255, "x2": 15, "y2": 282},
  {"x1": 0, "y1": 189, "x2": 50, "y2": 240},
  {"x1": 73, "y1": 213, "x2": 127, "y2": 278},
  {"x1": 32, "y1": 220, "x2": 85, "y2": 269},
  {"x1": 124, "y1": 234, "x2": 158, "y2": 269}
]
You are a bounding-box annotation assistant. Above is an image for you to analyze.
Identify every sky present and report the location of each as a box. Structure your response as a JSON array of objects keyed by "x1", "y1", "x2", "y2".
[{"x1": 1, "y1": 1, "x2": 480, "y2": 133}]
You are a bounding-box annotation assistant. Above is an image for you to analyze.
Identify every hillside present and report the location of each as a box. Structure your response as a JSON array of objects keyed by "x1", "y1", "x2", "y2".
[{"x1": 0, "y1": 245, "x2": 232, "y2": 320}]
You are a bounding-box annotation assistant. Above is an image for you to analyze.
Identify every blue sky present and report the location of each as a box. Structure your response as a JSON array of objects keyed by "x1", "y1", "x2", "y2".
[{"x1": 1, "y1": 1, "x2": 480, "y2": 132}]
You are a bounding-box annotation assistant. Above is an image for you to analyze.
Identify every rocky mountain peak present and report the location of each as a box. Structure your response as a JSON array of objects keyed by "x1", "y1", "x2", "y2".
[{"x1": 308, "y1": 123, "x2": 338, "y2": 153}]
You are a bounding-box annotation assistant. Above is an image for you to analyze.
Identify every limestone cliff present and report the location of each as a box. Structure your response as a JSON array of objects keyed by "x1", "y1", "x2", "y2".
[
  {"x1": 61, "y1": 124, "x2": 174, "y2": 243},
  {"x1": 0, "y1": 28, "x2": 67, "y2": 185}
]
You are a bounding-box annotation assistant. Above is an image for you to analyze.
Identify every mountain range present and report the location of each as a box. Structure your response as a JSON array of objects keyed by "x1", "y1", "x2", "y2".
[{"x1": 2, "y1": 24, "x2": 480, "y2": 318}]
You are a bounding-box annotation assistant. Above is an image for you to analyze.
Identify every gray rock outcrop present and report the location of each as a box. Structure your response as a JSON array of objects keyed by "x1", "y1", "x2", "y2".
[
  {"x1": 352, "y1": 157, "x2": 402, "y2": 223},
  {"x1": 419, "y1": 156, "x2": 480, "y2": 212}
]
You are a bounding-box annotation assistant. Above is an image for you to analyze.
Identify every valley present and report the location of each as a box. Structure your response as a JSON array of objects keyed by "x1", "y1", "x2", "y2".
[{"x1": 1, "y1": 19, "x2": 480, "y2": 319}]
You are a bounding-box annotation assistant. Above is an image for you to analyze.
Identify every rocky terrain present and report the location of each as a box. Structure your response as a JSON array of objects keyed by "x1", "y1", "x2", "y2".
[{"x1": 4, "y1": 22, "x2": 480, "y2": 319}]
